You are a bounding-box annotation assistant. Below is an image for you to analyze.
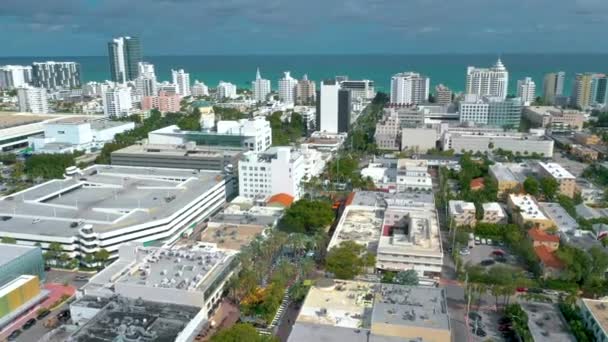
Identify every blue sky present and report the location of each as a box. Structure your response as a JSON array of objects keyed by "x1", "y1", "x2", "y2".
[{"x1": 1, "y1": 0, "x2": 608, "y2": 56}]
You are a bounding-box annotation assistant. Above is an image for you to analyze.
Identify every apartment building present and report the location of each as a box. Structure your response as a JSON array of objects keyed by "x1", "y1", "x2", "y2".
[{"x1": 538, "y1": 162, "x2": 576, "y2": 198}]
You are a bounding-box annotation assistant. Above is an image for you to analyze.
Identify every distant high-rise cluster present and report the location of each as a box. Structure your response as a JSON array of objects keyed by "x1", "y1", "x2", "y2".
[
  {"x1": 465, "y1": 58, "x2": 509, "y2": 99},
  {"x1": 31, "y1": 61, "x2": 81, "y2": 90},
  {"x1": 516, "y1": 77, "x2": 536, "y2": 105},
  {"x1": 172, "y1": 69, "x2": 191, "y2": 96},
  {"x1": 278, "y1": 71, "x2": 298, "y2": 105},
  {"x1": 108, "y1": 36, "x2": 142, "y2": 83},
  {"x1": 571, "y1": 73, "x2": 608, "y2": 109},
  {"x1": 295, "y1": 74, "x2": 316, "y2": 105},
  {"x1": 542, "y1": 72, "x2": 565, "y2": 105}
]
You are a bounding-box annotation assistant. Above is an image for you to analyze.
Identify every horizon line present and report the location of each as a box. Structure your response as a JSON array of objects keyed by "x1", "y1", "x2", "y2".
[{"x1": 2, "y1": 52, "x2": 608, "y2": 58}]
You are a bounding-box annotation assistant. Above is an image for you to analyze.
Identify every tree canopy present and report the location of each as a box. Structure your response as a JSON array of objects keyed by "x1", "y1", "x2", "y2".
[
  {"x1": 25, "y1": 152, "x2": 83, "y2": 179},
  {"x1": 523, "y1": 177, "x2": 540, "y2": 196},
  {"x1": 278, "y1": 199, "x2": 334, "y2": 235},
  {"x1": 394, "y1": 270, "x2": 419, "y2": 285},
  {"x1": 266, "y1": 111, "x2": 304, "y2": 146},
  {"x1": 539, "y1": 177, "x2": 559, "y2": 200},
  {"x1": 325, "y1": 241, "x2": 375, "y2": 279}
]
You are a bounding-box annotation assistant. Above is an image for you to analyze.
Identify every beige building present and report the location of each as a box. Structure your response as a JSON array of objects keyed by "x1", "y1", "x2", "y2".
[
  {"x1": 528, "y1": 228, "x2": 560, "y2": 252},
  {"x1": 523, "y1": 106, "x2": 584, "y2": 131},
  {"x1": 579, "y1": 298, "x2": 608, "y2": 342},
  {"x1": 538, "y1": 162, "x2": 577, "y2": 198},
  {"x1": 508, "y1": 194, "x2": 554, "y2": 230},
  {"x1": 449, "y1": 200, "x2": 476, "y2": 227},
  {"x1": 574, "y1": 132, "x2": 602, "y2": 145},
  {"x1": 374, "y1": 111, "x2": 401, "y2": 151},
  {"x1": 401, "y1": 127, "x2": 439, "y2": 153},
  {"x1": 489, "y1": 163, "x2": 525, "y2": 197},
  {"x1": 571, "y1": 144, "x2": 600, "y2": 161},
  {"x1": 482, "y1": 202, "x2": 507, "y2": 224},
  {"x1": 572, "y1": 73, "x2": 594, "y2": 109}
]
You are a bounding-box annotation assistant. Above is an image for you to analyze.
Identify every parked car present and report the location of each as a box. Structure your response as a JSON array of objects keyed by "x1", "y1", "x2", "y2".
[
  {"x1": 543, "y1": 289, "x2": 560, "y2": 296},
  {"x1": 474, "y1": 238, "x2": 481, "y2": 245},
  {"x1": 480, "y1": 259, "x2": 495, "y2": 266},
  {"x1": 37, "y1": 309, "x2": 51, "y2": 320},
  {"x1": 495, "y1": 256, "x2": 507, "y2": 263},
  {"x1": 487, "y1": 238, "x2": 493, "y2": 245},
  {"x1": 57, "y1": 309, "x2": 71, "y2": 322},
  {"x1": 528, "y1": 288, "x2": 543, "y2": 294},
  {"x1": 481, "y1": 238, "x2": 487, "y2": 244},
  {"x1": 74, "y1": 275, "x2": 89, "y2": 281},
  {"x1": 474, "y1": 328, "x2": 487, "y2": 337},
  {"x1": 516, "y1": 287, "x2": 528, "y2": 293},
  {"x1": 7, "y1": 329, "x2": 21, "y2": 341},
  {"x1": 23, "y1": 318, "x2": 36, "y2": 329},
  {"x1": 460, "y1": 248, "x2": 471, "y2": 256}
]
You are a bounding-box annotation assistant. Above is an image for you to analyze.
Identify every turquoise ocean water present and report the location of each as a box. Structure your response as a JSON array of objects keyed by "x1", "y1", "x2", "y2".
[{"x1": 1, "y1": 54, "x2": 606, "y2": 95}]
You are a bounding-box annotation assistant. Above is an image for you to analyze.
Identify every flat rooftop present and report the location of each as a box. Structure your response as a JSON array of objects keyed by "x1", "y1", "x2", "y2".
[
  {"x1": 329, "y1": 207, "x2": 383, "y2": 251},
  {"x1": 349, "y1": 191, "x2": 434, "y2": 209},
  {"x1": 115, "y1": 244, "x2": 234, "y2": 292},
  {"x1": 582, "y1": 298, "x2": 608, "y2": 337},
  {"x1": 449, "y1": 200, "x2": 475, "y2": 214},
  {"x1": 68, "y1": 296, "x2": 201, "y2": 342},
  {"x1": 199, "y1": 223, "x2": 266, "y2": 251},
  {"x1": 296, "y1": 279, "x2": 376, "y2": 329},
  {"x1": 539, "y1": 162, "x2": 575, "y2": 180},
  {"x1": 489, "y1": 163, "x2": 529, "y2": 183},
  {"x1": 0, "y1": 243, "x2": 38, "y2": 266},
  {"x1": 209, "y1": 204, "x2": 282, "y2": 227},
  {"x1": 0, "y1": 113, "x2": 54, "y2": 128},
  {"x1": 483, "y1": 202, "x2": 504, "y2": 213},
  {"x1": 289, "y1": 323, "x2": 369, "y2": 342},
  {"x1": 509, "y1": 195, "x2": 549, "y2": 221},
  {"x1": 521, "y1": 302, "x2": 575, "y2": 342},
  {"x1": 112, "y1": 143, "x2": 243, "y2": 158},
  {"x1": 539, "y1": 202, "x2": 578, "y2": 232},
  {"x1": 372, "y1": 284, "x2": 450, "y2": 332},
  {"x1": 378, "y1": 207, "x2": 442, "y2": 259},
  {"x1": 0, "y1": 165, "x2": 224, "y2": 237}
]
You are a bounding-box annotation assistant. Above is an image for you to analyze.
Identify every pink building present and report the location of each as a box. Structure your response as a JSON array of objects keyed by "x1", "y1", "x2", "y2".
[{"x1": 142, "y1": 91, "x2": 181, "y2": 113}]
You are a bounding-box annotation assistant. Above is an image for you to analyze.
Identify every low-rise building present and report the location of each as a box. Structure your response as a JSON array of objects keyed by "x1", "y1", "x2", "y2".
[
  {"x1": 489, "y1": 163, "x2": 527, "y2": 196},
  {"x1": 375, "y1": 110, "x2": 400, "y2": 151},
  {"x1": 111, "y1": 143, "x2": 242, "y2": 172},
  {"x1": 571, "y1": 144, "x2": 600, "y2": 161},
  {"x1": 574, "y1": 132, "x2": 602, "y2": 145},
  {"x1": 580, "y1": 298, "x2": 608, "y2": 342},
  {"x1": 520, "y1": 302, "x2": 576, "y2": 342},
  {"x1": 539, "y1": 202, "x2": 579, "y2": 235},
  {"x1": 396, "y1": 159, "x2": 432, "y2": 191},
  {"x1": 482, "y1": 202, "x2": 507, "y2": 224},
  {"x1": 538, "y1": 162, "x2": 577, "y2": 198},
  {"x1": 534, "y1": 245, "x2": 564, "y2": 279},
  {"x1": 508, "y1": 194, "x2": 554, "y2": 230},
  {"x1": 28, "y1": 117, "x2": 135, "y2": 154},
  {"x1": 238, "y1": 146, "x2": 306, "y2": 200},
  {"x1": 528, "y1": 228, "x2": 560, "y2": 252},
  {"x1": 401, "y1": 127, "x2": 439, "y2": 153},
  {"x1": 523, "y1": 106, "x2": 585, "y2": 131},
  {"x1": 141, "y1": 91, "x2": 182, "y2": 113},
  {"x1": 448, "y1": 200, "x2": 476, "y2": 227},
  {"x1": 441, "y1": 128, "x2": 554, "y2": 156}
]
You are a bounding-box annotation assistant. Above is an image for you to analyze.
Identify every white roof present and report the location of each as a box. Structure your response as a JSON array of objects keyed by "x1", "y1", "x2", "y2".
[
  {"x1": 449, "y1": 200, "x2": 475, "y2": 214},
  {"x1": 538, "y1": 162, "x2": 575, "y2": 180},
  {"x1": 509, "y1": 194, "x2": 549, "y2": 221}
]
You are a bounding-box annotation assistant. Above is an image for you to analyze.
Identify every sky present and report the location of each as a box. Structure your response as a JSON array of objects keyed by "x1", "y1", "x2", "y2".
[{"x1": 1, "y1": 0, "x2": 608, "y2": 56}]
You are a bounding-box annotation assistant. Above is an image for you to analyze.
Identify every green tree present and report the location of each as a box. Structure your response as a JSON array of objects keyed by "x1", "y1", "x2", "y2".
[
  {"x1": 278, "y1": 199, "x2": 334, "y2": 235},
  {"x1": 394, "y1": 270, "x2": 419, "y2": 285},
  {"x1": 211, "y1": 323, "x2": 277, "y2": 342},
  {"x1": 523, "y1": 177, "x2": 540, "y2": 196},
  {"x1": 94, "y1": 249, "x2": 110, "y2": 266},
  {"x1": 539, "y1": 177, "x2": 559, "y2": 200},
  {"x1": 325, "y1": 241, "x2": 374, "y2": 279}
]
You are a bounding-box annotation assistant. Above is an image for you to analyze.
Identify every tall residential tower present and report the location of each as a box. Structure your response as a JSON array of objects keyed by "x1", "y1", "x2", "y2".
[
  {"x1": 465, "y1": 59, "x2": 509, "y2": 100},
  {"x1": 542, "y1": 72, "x2": 565, "y2": 105},
  {"x1": 108, "y1": 36, "x2": 142, "y2": 83},
  {"x1": 251, "y1": 68, "x2": 271, "y2": 102},
  {"x1": 390, "y1": 72, "x2": 430, "y2": 105}
]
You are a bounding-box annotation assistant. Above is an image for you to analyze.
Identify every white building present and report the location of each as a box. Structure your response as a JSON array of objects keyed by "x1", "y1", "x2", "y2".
[
  {"x1": 29, "y1": 118, "x2": 135, "y2": 154},
  {"x1": 238, "y1": 147, "x2": 306, "y2": 200},
  {"x1": 149, "y1": 117, "x2": 272, "y2": 152},
  {"x1": 375, "y1": 111, "x2": 401, "y2": 151},
  {"x1": 251, "y1": 68, "x2": 271, "y2": 102},
  {"x1": 216, "y1": 81, "x2": 237, "y2": 99},
  {"x1": 401, "y1": 127, "x2": 439, "y2": 153},
  {"x1": 318, "y1": 80, "x2": 351, "y2": 134},
  {"x1": 102, "y1": 86, "x2": 132, "y2": 117},
  {"x1": 458, "y1": 95, "x2": 522, "y2": 128},
  {"x1": 83, "y1": 81, "x2": 113, "y2": 97},
  {"x1": 172, "y1": 69, "x2": 191, "y2": 96},
  {"x1": 465, "y1": 58, "x2": 509, "y2": 100},
  {"x1": 482, "y1": 202, "x2": 507, "y2": 224},
  {"x1": 459, "y1": 95, "x2": 490, "y2": 125},
  {"x1": 191, "y1": 80, "x2": 209, "y2": 97},
  {"x1": 376, "y1": 196, "x2": 443, "y2": 278},
  {"x1": 441, "y1": 127, "x2": 554, "y2": 156},
  {"x1": 135, "y1": 62, "x2": 157, "y2": 97},
  {"x1": 0, "y1": 65, "x2": 32, "y2": 89},
  {"x1": 390, "y1": 72, "x2": 430, "y2": 105},
  {"x1": 0, "y1": 165, "x2": 228, "y2": 260},
  {"x1": 396, "y1": 159, "x2": 432, "y2": 191},
  {"x1": 278, "y1": 71, "x2": 298, "y2": 104},
  {"x1": 517, "y1": 77, "x2": 536, "y2": 106},
  {"x1": 17, "y1": 86, "x2": 48, "y2": 114}
]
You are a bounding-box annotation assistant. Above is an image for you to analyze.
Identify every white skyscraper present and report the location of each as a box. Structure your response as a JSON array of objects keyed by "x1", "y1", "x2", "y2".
[
  {"x1": 102, "y1": 86, "x2": 132, "y2": 117},
  {"x1": 318, "y1": 80, "x2": 351, "y2": 134},
  {"x1": 135, "y1": 62, "x2": 157, "y2": 97},
  {"x1": 517, "y1": 77, "x2": 536, "y2": 106},
  {"x1": 172, "y1": 69, "x2": 191, "y2": 96},
  {"x1": 278, "y1": 71, "x2": 298, "y2": 104},
  {"x1": 390, "y1": 72, "x2": 430, "y2": 105},
  {"x1": 17, "y1": 86, "x2": 48, "y2": 114},
  {"x1": 217, "y1": 81, "x2": 237, "y2": 99},
  {"x1": 32, "y1": 61, "x2": 81, "y2": 90},
  {"x1": 191, "y1": 80, "x2": 209, "y2": 97},
  {"x1": 0, "y1": 65, "x2": 32, "y2": 89},
  {"x1": 465, "y1": 58, "x2": 509, "y2": 100},
  {"x1": 251, "y1": 68, "x2": 271, "y2": 102}
]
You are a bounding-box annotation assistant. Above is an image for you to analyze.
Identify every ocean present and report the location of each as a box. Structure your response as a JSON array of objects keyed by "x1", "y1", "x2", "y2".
[{"x1": 1, "y1": 54, "x2": 607, "y2": 95}]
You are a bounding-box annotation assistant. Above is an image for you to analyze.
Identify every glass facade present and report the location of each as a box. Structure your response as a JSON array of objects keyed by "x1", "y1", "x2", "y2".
[{"x1": 0, "y1": 247, "x2": 44, "y2": 287}]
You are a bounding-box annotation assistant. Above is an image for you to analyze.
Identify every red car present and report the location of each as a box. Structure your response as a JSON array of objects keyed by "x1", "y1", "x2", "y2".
[{"x1": 516, "y1": 287, "x2": 527, "y2": 293}]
